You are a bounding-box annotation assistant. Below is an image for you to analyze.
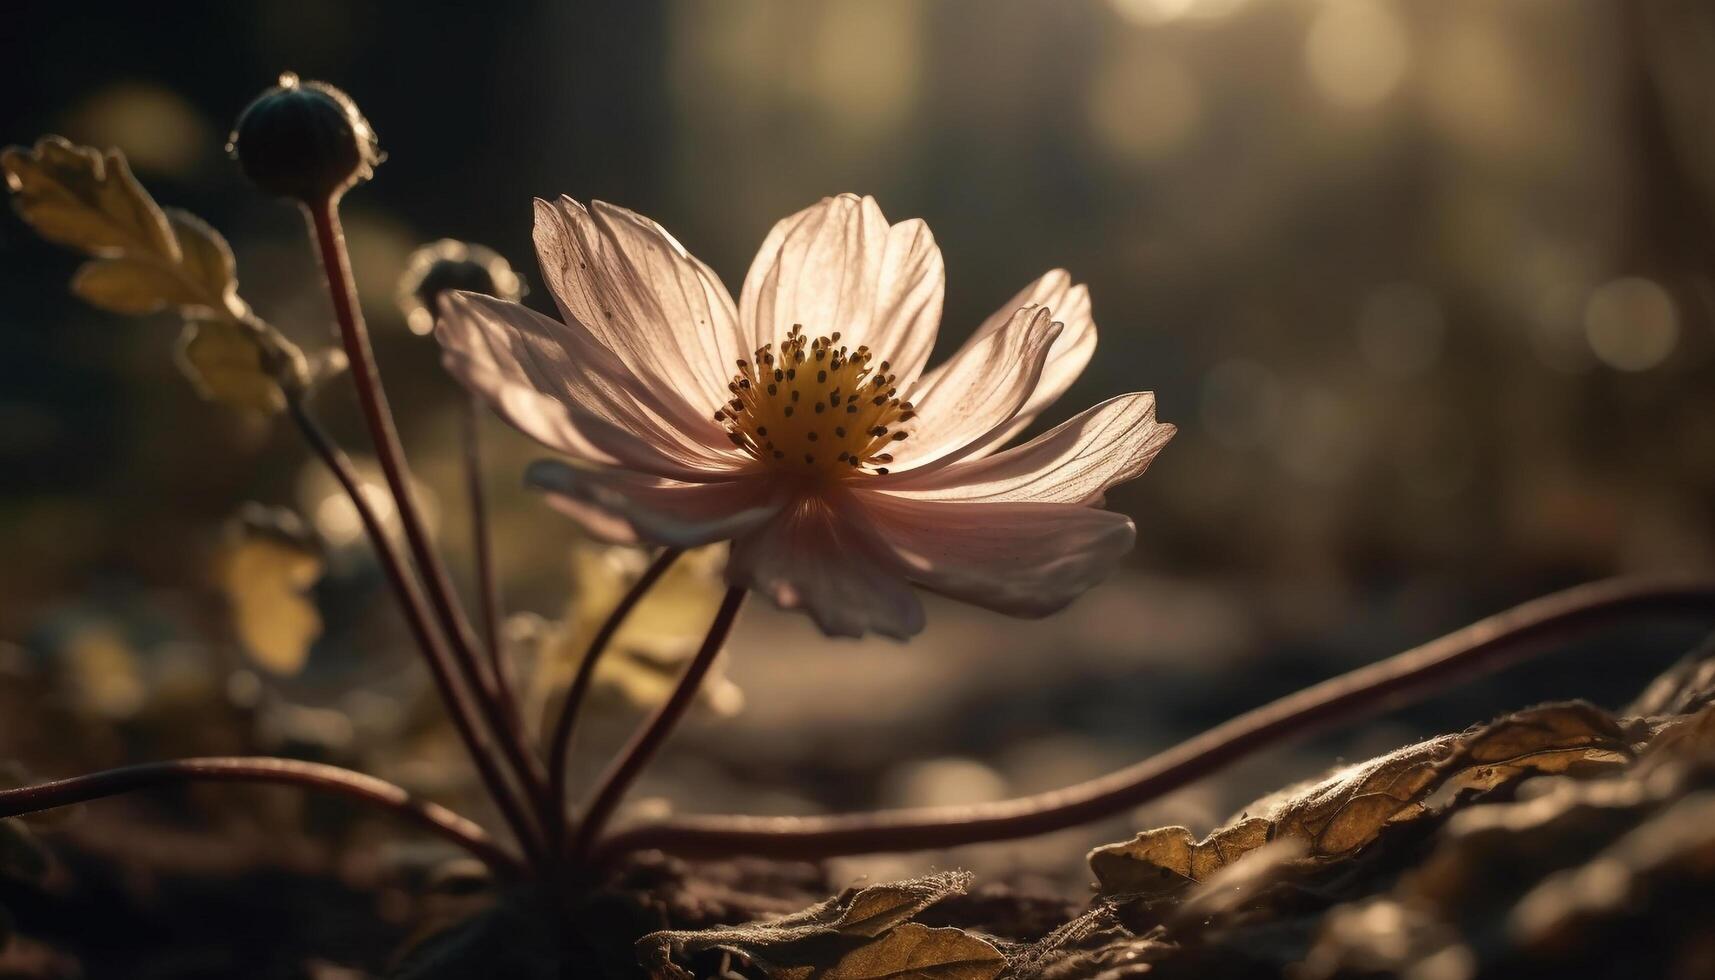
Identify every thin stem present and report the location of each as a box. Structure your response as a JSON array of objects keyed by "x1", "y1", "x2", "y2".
[
  {"x1": 0, "y1": 757, "x2": 522, "y2": 875},
  {"x1": 288, "y1": 399, "x2": 547, "y2": 864},
  {"x1": 304, "y1": 199, "x2": 547, "y2": 821},
  {"x1": 592, "y1": 576, "x2": 1715, "y2": 863},
  {"x1": 462, "y1": 393, "x2": 515, "y2": 727},
  {"x1": 548, "y1": 547, "x2": 685, "y2": 840},
  {"x1": 570, "y1": 587, "x2": 745, "y2": 862}
]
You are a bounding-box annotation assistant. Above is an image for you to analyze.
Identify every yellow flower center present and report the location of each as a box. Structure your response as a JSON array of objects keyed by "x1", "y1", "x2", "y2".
[{"x1": 715, "y1": 324, "x2": 913, "y2": 478}]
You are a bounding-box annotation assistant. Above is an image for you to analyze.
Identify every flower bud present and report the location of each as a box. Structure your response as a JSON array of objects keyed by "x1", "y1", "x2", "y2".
[
  {"x1": 228, "y1": 73, "x2": 380, "y2": 202},
  {"x1": 397, "y1": 239, "x2": 524, "y2": 335}
]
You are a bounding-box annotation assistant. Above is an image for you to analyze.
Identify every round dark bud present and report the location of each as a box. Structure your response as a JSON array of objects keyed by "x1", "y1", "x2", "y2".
[
  {"x1": 396, "y1": 239, "x2": 524, "y2": 335},
  {"x1": 228, "y1": 72, "x2": 381, "y2": 202}
]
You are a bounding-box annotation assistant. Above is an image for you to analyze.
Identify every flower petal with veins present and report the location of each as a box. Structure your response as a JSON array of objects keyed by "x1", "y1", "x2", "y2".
[
  {"x1": 436, "y1": 193, "x2": 1173, "y2": 639},
  {"x1": 526, "y1": 460, "x2": 780, "y2": 548},
  {"x1": 877, "y1": 393, "x2": 1173, "y2": 504},
  {"x1": 739, "y1": 194, "x2": 944, "y2": 390},
  {"x1": 927, "y1": 270, "x2": 1098, "y2": 460},
  {"x1": 727, "y1": 494, "x2": 927, "y2": 639},
  {"x1": 858, "y1": 492, "x2": 1137, "y2": 618}
]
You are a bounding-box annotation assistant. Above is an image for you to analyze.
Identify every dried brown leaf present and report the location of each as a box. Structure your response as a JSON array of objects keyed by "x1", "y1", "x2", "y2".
[
  {"x1": 637, "y1": 872, "x2": 974, "y2": 980},
  {"x1": 1089, "y1": 703, "x2": 1637, "y2": 896},
  {"x1": 806, "y1": 923, "x2": 1004, "y2": 980}
]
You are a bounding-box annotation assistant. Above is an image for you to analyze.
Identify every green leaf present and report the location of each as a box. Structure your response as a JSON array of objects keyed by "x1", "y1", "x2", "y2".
[{"x1": 177, "y1": 318, "x2": 287, "y2": 415}]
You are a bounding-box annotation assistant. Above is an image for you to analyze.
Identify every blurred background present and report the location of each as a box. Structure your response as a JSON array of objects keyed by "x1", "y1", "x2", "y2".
[{"x1": 3, "y1": 0, "x2": 1715, "y2": 925}]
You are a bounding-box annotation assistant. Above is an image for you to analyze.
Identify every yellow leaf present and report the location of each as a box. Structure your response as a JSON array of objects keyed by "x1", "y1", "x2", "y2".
[
  {"x1": 528, "y1": 544, "x2": 740, "y2": 723},
  {"x1": 2, "y1": 136, "x2": 178, "y2": 259},
  {"x1": 60, "y1": 622, "x2": 147, "y2": 719},
  {"x1": 219, "y1": 511, "x2": 324, "y2": 676},
  {"x1": 177, "y1": 318, "x2": 286, "y2": 415},
  {"x1": 70, "y1": 256, "x2": 197, "y2": 315},
  {"x1": 166, "y1": 209, "x2": 245, "y2": 319}
]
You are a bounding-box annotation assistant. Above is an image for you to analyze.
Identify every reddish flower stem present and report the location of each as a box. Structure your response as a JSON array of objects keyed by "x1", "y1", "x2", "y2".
[
  {"x1": 570, "y1": 587, "x2": 745, "y2": 863},
  {"x1": 592, "y1": 576, "x2": 1715, "y2": 863},
  {"x1": 461, "y1": 393, "x2": 515, "y2": 720},
  {"x1": 305, "y1": 198, "x2": 548, "y2": 833},
  {"x1": 0, "y1": 757, "x2": 523, "y2": 875},
  {"x1": 289, "y1": 400, "x2": 546, "y2": 863},
  {"x1": 547, "y1": 547, "x2": 685, "y2": 849}
]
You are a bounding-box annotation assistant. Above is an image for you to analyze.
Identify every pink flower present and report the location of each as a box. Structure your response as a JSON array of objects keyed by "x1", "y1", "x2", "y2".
[{"x1": 436, "y1": 194, "x2": 1174, "y2": 638}]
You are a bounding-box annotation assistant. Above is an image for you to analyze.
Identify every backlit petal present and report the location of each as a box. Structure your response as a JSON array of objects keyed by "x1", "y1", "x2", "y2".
[
  {"x1": 858, "y1": 491, "x2": 1136, "y2": 618},
  {"x1": 436, "y1": 291, "x2": 746, "y2": 482},
  {"x1": 726, "y1": 494, "x2": 926, "y2": 639},
  {"x1": 738, "y1": 194, "x2": 944, "y2": 388},
  {"x1": 889, "y1": 305, "x2": 1062, "y2": 470},
  {"x1": 920, "y1": 270, "x2": 1098, "y2": 459},
  {"x1": 526, "y1": 460, "x2": 780, "y2": 548},
  {"x1": 876, "y1": 393, "x2": 1174, "y2": 504},
  {"x1": 533, "y1": 197, "x2": 740, "y2": 431}
]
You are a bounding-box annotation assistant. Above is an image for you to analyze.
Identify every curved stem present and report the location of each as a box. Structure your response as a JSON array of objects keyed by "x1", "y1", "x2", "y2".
[
  {"x1": 592, "y1": 576, "x2": 1715, "y2": 863},
  {"x1": 288, "y1": 399, "x2": 546, "y2": 864},
  {"x1": 0, "y1": 757, "x2": 523, "y2": 875},
  {"x1": 462, "y1": 393, "x2": 515, "y2": 726},
  {"x1": 304, "y1": 199, "x2": 548, "y2": 823},
  {"x1": 547, "y1": 547, "x2": 684, "y2": 840},
  {"x1": 570, "y1": 587, "x2": 745, "y2": 862}
]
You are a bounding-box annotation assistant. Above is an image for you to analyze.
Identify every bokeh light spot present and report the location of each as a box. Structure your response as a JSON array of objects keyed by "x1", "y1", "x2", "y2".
[
  {"x1": 1110, "y1": 0, "x2": 1248, "y2": 26},
  {"x1": 1088, "y1": 52, "x2": 1203, "y2": 162},
  {"x1": 1583, "y1": 277, "x2": 1679, "y2": 372},
  {"x1": 1305, "y1": 0, "x2": 1411, "y2": 109}
]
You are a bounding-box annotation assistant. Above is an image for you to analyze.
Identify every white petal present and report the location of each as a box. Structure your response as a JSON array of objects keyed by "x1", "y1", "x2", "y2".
[
  {"x1": 889, "y1": 305, "x2": 1063, "y2": 470},
  {"x1": 738, "y1": 194, "x2": 944, "y2": 387},
  {"x1": 436, "y1": 291, "x2": 746, "y2": 482},
  {"x1": 533, "y1": 197, "x2": 741, "y2": 429},
  {"x1": 876, "y1": 393, "x2": 1174, "y2": 504},
  {"x1": 858, "y1": 491, "x2": 1136, "y2": 618},
  {"x1": 526, "y1": 460, "x2": 780, "y2": 548},
  {"x1": 726, "y1": 494, "x2": 926, "y2": 640},
  {"x1": 920, "y1": 270, "x2": 1098, "y2": 459}
]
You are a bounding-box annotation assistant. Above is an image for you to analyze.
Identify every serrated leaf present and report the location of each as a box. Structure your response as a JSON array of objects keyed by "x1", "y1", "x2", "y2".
[
  {"x1": 219, "y1": 509, "x2": 324, "y2": 676},
  {"x1": 166, "y1": 208, "x2": 244, "y2": 319},
  {"x1": 1089, "y1": 702, "x2": 1638, "y2": 896},
  {"x1": 638, "y1": 873, "x2": 973, "y2": 980},
  {"x1": 2, "y1": 136, "x2": 178, "y2": 258},
  {"x1": 177, "y1": 318, "x2": 286, "y2": 414},
  {"x1": 70, "y1": 256, "x2": 198, "y2": 314}
]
